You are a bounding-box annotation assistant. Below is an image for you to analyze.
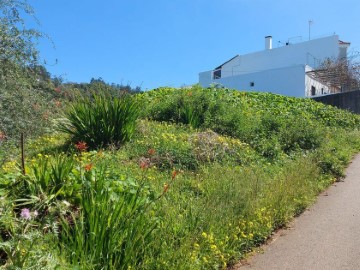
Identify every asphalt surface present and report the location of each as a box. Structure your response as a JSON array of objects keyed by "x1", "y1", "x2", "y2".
[{"x1": 236, "y1": 154, "x2": 360, "y2": 270}]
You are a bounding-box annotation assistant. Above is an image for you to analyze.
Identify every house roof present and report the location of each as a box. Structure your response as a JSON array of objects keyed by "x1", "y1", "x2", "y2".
[{"x1": 215, "y1": 55, "x2": 239, "y2": 70}]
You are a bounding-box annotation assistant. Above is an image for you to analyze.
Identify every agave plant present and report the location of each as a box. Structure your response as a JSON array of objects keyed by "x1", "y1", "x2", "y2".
[{"x1": 59, "y1": 93, "x2": 139, "y2": 149}]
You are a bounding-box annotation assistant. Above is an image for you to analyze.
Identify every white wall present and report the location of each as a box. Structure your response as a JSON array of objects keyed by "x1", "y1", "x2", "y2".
[
  {"x1": 199, "y1": 65, "x2": 306, "y2": 97},
  {"x1": 305, "y1": 75, "x2": 331, "y2": 96},
  {"x1": 219, "y1": 35, "x2": 340, "y2": 79},
  {"x1": 199, "y1": 35, "x2": 344, "y2": 97},
  {"x1": 199, "y1": 70, "x2": 213, "y2": 86}
]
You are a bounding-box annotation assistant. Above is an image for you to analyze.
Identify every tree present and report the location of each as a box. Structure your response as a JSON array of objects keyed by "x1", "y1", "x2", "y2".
[
  {"x1": 0, "y1": 0, "x2": 57, "y2": 164},
  {"x1": 309, "y1": 54, "x2": 360, "y2": 93},
  {"x1": 0, "y1": 0, "x2": 41, "y2": 67}
]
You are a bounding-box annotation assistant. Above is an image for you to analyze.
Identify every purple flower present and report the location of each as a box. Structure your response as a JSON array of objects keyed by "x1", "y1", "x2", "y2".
[{"x1": 20, "y1": 208, "x2": 31, "y2": 220}]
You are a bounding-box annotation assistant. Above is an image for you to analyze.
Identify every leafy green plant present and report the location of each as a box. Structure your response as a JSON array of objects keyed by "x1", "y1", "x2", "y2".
[
  {"x1": 279, "y1": 118, "x2": 322, "y2": 154},
  {"x1": 1, "y1": 153, "x2": 80, "y2": 215},
  {"x1": 0, "y1": 223, "x2": 61, "y2": 269},
  {"x1": 59, "y1": 93, "x2": 139, "y2": 149},
  {"x1": 0, "y1": 195, "x2": 63, "y2": 269},
  {"x1": 144, "y1": 85, "x2": 218, "y2": 129},
  {"x1": 31, "y1": 154, "x2": 76, "y2": 196},
  {"x1": 60, "y1": 166, "x2": 156, "y2": 270}
]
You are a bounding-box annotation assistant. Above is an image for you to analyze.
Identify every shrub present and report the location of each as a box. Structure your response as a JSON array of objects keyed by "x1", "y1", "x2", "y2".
[
  {"x1": 145, "y1": 85, "x2": 218, "y2": 128},
  {"x1": 59, "y1": 93, "x2": 139, "y2": 149},
  {"x1": 279, "y1": 118, "x2": 322, "y2": 154}
]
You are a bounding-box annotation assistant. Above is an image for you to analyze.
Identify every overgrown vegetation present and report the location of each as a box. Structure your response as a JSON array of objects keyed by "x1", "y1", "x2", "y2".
[
  {"x1": 1, "y1": 2, "x2": 360, "y2": 268},
  {"x1": 1, "y1": 84, "x2": 360, "y2": 269}
]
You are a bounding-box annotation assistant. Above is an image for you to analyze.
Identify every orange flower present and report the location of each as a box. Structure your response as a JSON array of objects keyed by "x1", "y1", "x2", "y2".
[
  {"x1": 171, "y1": 170, "x2": 178, "y2": 180},
  {"x1": 75, "y1": 141, "x2": 88, "y2": 152},
  {"x1": 84, "y1": 163, "x2": 93, "y2": 172},
  {"x1": 148, "y1": 148, "x2": 156, "y2": 156},
  {"x1": 163, "y1": 183, "x2": 170, "y2": 193},
  {"x1": 139, "y1": 158, "x2": 150, "y2": 170}
]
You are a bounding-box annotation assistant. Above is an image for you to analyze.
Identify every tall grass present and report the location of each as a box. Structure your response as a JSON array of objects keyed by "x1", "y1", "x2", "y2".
[
  {"x1": 59, "y1": 93, "x2": 139, "y2": 149},
  {"x1": 60, "y1": 166, "x2": 155, "y2": 270}
]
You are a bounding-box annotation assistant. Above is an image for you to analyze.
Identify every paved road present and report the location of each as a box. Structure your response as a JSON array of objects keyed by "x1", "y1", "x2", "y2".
[{"x1": 236, "y1": 154, "x2": 360, "y2": 270}]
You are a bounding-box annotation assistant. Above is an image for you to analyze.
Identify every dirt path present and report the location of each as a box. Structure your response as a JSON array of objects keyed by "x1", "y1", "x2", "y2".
[{"x1": 235, "y1": 154, "x2": 360, "y2": 270}]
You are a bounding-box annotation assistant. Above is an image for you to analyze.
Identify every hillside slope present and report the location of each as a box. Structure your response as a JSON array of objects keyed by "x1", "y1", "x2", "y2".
[{"x1": 1, "y1": 86, "x2": 360, "y2": 269}]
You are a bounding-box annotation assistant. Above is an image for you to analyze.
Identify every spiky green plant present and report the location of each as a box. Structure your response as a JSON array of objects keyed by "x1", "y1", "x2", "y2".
[
  {"x1": 59, "y1": 93, "x2": 139, "y2": 149},
  {"x1": 60, "y1": 167, "x2": 155, "y2": 270}
]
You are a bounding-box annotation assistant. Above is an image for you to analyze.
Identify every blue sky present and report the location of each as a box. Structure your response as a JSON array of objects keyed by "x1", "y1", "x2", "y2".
[{"x1": 29, "y1": 0, "x2": 360, "y2": 90}]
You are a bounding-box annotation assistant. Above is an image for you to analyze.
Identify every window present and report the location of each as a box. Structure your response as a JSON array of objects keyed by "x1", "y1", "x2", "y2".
[
  {"x1": 213, "y1": 69, "x2": 221, "y2": 79},
  {"x1": 311, "y1": 86, "x2": 316, "y2": 96}
]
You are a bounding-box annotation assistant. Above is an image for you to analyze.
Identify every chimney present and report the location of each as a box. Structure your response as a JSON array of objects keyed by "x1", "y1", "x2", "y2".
[{"x1": 265, "y1": 36, "x2": 272, "y2": 50}]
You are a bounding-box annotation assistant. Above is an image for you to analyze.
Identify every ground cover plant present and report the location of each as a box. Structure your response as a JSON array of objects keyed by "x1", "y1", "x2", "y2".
[{"x1": 1, "y1": 86, "x2": 360, "y2": 269}]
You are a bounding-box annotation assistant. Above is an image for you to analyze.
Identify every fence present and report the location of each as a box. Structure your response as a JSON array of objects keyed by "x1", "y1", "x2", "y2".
[{"x1": 312, "y1": 90, "x2": 360, "y2": 114}]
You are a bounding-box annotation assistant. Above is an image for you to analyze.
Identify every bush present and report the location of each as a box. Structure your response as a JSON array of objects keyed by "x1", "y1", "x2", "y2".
[
  {"x1": 59, "y1": 93, "x2": 139, "y2": 149},
  {"x1": 279, "y1": 118, "x2": 322, "y2": 154},
  {"x1": 145, "y1": 85, "x2": 218, "y2": 128}
]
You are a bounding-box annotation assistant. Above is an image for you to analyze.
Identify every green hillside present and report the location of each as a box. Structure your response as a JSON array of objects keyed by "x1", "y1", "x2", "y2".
[{"x1": 1, "y1": 86, "x2": 360, "y2": 269}]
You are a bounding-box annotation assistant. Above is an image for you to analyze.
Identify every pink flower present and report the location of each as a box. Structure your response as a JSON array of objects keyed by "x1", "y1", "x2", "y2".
[{"x1": 20, "y1": 208, "x2": 31, "y2": 220}]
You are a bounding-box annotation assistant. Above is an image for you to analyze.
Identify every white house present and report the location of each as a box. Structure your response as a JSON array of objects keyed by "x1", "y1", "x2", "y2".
[{"x1": 199, "y1": 35, "x2": 350, "y2": 97}]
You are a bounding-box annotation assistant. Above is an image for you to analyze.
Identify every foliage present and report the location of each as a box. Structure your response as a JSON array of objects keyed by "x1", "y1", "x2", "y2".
[
  {"x1": 0, "y1": 187, "x2": 63, "y2": 269},
  {"x1": 28, "y1": 153, "x2": 80, "y2": 207},
  {"x1": 140, "y1": 86, "x2": 360, "y2": 160},
  {"x1": 127, "y1": 120, "x2": 256, "y2": 171},
  {"x1": 60, "y1": 77, "x2": 142, "y2": 100},
  {"x1": 59, "y1": 93, "x2": 139, "y2": 150},
  {"x1": 2, "y1": 86, "x2": 360, "y2": 269},
  {"x1": 143, "y1": 85, "x2": 218, "y2": 128},
  {"x1": 0, "y1": 0, "x2": 63, "y2": 166},
  {"x1": 0, "y1": 0, "x2": 42, "y2": 66},
  {"x1": 60, "y1": 166, "x2": 156, "y2": 270}
]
